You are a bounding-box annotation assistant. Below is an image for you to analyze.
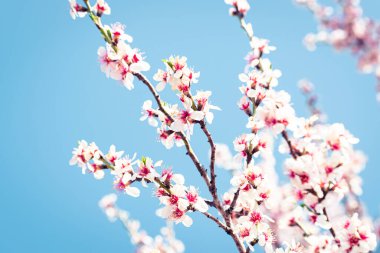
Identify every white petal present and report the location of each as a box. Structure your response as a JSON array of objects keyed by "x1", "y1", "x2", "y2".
[
  {"x1": 122, "y1": 73, "x2": 134, "y2": 90},
  {"x1": 195, "y1": 198, "x2": 209, "y2": 212},
  {"x1": 190, "y1": 111, "x2": 205, "y2": 121},
  {"x1": 140, "y1": 61, "x2": 151, "y2": 72},
  {"x1": 239, "y1": 73, "x2": 249, "y2": 82},
  {"x1": 209, "y1": 105, "x2": 221, "y2": 111},
  {"x1": 154, "y1": 160, "x2": 163, "y2": 167},
  {"x1": 125, "y1": 186, "x2": 140, "y2": 197},
  {"x1": 178, "y1": 198, "x2": 189, "y2": 211},
  {"x1": 247, "y1": 89, "x2": 256, "y2": 98},
  {"x1": 148, "y1": 117, "x2": 158, "y2": 127},
  {"x1": 140, "y1": 115, "x2": 148, "y2": 121},
  {"x1": 206, "y1": 112, "x2": 214, "y2": 124},
  {"x1": 156, "y1": 82, "x2": 166, "y2": 92},
  {"x1": 182, "y1": 215, "x2": 193, "y2": 227},
  {"x1": 170, "y1": 121, "x2": 185, "y2": 132},
  {"x1": 94, "y1": 170, "x2": 105, "y2": 180},
  {"x1": 163, "y1": 138, "x2": 174, "y2": 149},
  {"x1": 97, "y1": 46, "x2": 106, "y2": 56},
  {"x1": 172, "y1": 174, "x2": 185, "y2": 185}
]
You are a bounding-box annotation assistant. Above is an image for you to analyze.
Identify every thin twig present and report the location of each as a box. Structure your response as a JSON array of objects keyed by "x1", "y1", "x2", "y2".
[
  {"x1": 323, "y1": 207, "x2": 337, "y2": 239},
  {"x1": 227, "y1": 188, "x2": 240, "y2": 216},
  {"x1": 281, "y1": 130, "x2": 300, "y2": 160}
]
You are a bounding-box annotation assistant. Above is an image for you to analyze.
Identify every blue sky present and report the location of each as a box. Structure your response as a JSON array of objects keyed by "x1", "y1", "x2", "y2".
[{"x1": 1, "y1": 0, "x2": 380, "y2": 252}]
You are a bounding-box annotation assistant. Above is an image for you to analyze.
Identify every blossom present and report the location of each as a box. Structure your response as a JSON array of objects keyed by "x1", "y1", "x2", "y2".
[
  {"x1": 105, "y1": 22, "x2": 133, "y2": 43},
  {"x1": 245, "y1": 37, "x2": 276, "y2": 67},
  {"x1": 153, "y1": 69, "x2": 169, "y2": 92},
  {"x1": 185, "y1": 186, "x2": 208, "y2": 212},
  {"x1": 69, "y1": 140, "x2": 103, "y2": 178},
  {"x1": 69, "y1": 0, "x2": 87, "y2": 20},
  {"x1": 99, "y1": 193, "x2": 118, "y2": 221},
  {"x1": 234, "y1": 210, "x2": 273, "y2": 248},
  {"x1": 156, "y1": 185, "x2": 193, "y2": 227},
  {"x1": 337, "y1": 213, "x2": 377, "y2": 252},
  {"x1": 97, "y1": 40, "x2": 150, "y2": 90},
  {"x1": 159, "y1": 56, "x2": 200, "y2": 93},
  {"x1": 225, "y1": 0, "x2": 250, "y2": 16},
  {"x1": 99, "y1": 194, "x2": 185, "y2": 253},
  {"x1": 93, "y1": 0, "x2": 111, "y2": 16},
  {"x1": 140, "y1": 100, "x2": 159, "y2": 127},
  {"x1": 114, "y1": 172, "x2": 140, "y2": 197},
  {"x1": 324, "y1": 123, "x2": 359, "y2": 151},
  {"x1": 297, "y1": 0, "x2": 380, "y2": 101},
  {"x1": 105, "y1": 145, "x2": 124, "y2": 165},
  {"x1": 192, "y1": 90, "x2": 221, "y2": 124},
  {"x1": 157, "y1": 128, "x2": 183, "y2": 149},
  {"x1": 230, "y1": 163, "x2": 264, "y2": 191},
  {"x1": 170, "y1": 96, "x2": 204, "y2": 132},
  {"x1": 274, "y1": 240, "x2": 304, "y2": 253},
  {"x1": 136, "y1": 157, "x2": 160, "y2": 184},
  {"x1": 161, "y1": 169, "x2": 184, "y2": 185},
  {"x1": 156, "y1": 205, "x2": 193, "y2": 227}
]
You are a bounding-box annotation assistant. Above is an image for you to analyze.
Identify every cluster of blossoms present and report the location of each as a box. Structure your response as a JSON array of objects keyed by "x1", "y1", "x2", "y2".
[
  {"x1": 220, "y1": 0, "x2": 377, "y2": 252},
  {"x1": 69, "y1": 0, "x2": 110, "y2": 20},
  {"x1": 151, "y1": 57, "x2": 220, "y2": 142},
  {"x1": 70, "y1": 0, "x2": 149, "y2": 90},
  {"x1": 141, "y1": 56, "x2": 220, "y2": 145},
  {"x1": 220, "y1": 1, "x2": 302, "y2": 251},
  {"x1": 99, "y1": 194, "x2": 185, "y2": 253},
  {"x1": 69, "y1": 0, "x2": 378, "y2": 252},
  {"x1": 295, "y1": 0, "x2": 380, "y2": 100},
  {"x1": 70, "y1": 141, "x2": 209, "y2": 227},
  {"x1": 225, "y1": 0, "x2": 251, "y2": 17}
]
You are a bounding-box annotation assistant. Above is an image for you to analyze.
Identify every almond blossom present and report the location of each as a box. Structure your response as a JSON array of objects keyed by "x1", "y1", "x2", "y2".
[
  {"x1": 69, "y1": 0, "x2": 87, "y2": 20},
  {"x1": 99, "y1": 193, "x2": 185, "y2": 253},
  {"x1": 296, "y1": 0, "x2": 380, "y2": 101},
  {"x1": 68, "y1": 1, "x2": 378, "y2": 252},
  {"x1": 225, "y1": 0, "x2": 250, "y2": 17},
  {"x1": 93, "y1": 0, "x2": 110, "y2": 16},
  {"x1": 70, "y1": 141, "x2": 209, "y2": 226}
]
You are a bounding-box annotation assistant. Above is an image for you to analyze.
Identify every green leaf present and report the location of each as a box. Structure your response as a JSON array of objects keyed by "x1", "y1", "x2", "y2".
[
  {"x1": 162, "y1": 59, "x2": 173, "y2": 69},
  {"x1": 107, "y1": 29, "x2": 113, "y2": 41}
]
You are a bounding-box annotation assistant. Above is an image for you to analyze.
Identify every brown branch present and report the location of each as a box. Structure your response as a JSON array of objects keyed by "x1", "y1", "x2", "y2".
[
  {"x1": 281, "y1": 130, "x2": 300, "y2": 160},
  {"x1": 193, "y1": 210, "x2": 245, "y2": 253},
  {"x1": 227, "y1": 188, "x2": 240, "y2": 216},
  {"x1": 198, "y1": 210, "x2": 228, "y2": 231},
  {"x1": 198, "y1": 121, "x2": 223, "y2": 212},
  {"x1": 323, "y1": 207, "x2": 337, "y2": 239},
  {"x1": 133, "y1": 72, "x2": 212, "y2": 189},
  {"x1": 291, "y1": 221, "x2": 311, "y2": 237}
]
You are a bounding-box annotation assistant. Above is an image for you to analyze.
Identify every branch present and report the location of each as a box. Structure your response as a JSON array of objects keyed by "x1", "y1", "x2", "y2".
[
  {"x1": 281, "y1": 130, "x2": 300, "y2": 160},
  {"x1": 81, "y1": 3, "x2": 213, "y2": 196},
  {"x1": 193, "y1": 210, "x2": 245, "y2": 253},
  {"x1": 133, "y1": 72, "x2": 213, "y2": 192},
  {"x1": 227, "y1": 188, "x2": 240, "y2": 216},
  {"x1": 198, "y1": 121, "x2": 222, "y2": 210},
  {"x1": 323, "y1": 207, "x2": 338, "y2": 240}
]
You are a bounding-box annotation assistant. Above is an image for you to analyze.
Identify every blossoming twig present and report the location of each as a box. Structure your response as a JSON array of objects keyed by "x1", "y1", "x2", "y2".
[{"x1": 68, "y1": 0, "x2": 378, "y2": 252}]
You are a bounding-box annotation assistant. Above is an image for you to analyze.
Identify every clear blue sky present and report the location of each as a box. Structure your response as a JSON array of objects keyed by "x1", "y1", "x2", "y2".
[{"x1": 1, "y1": 0, "x2": 380, "y2": 252}]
